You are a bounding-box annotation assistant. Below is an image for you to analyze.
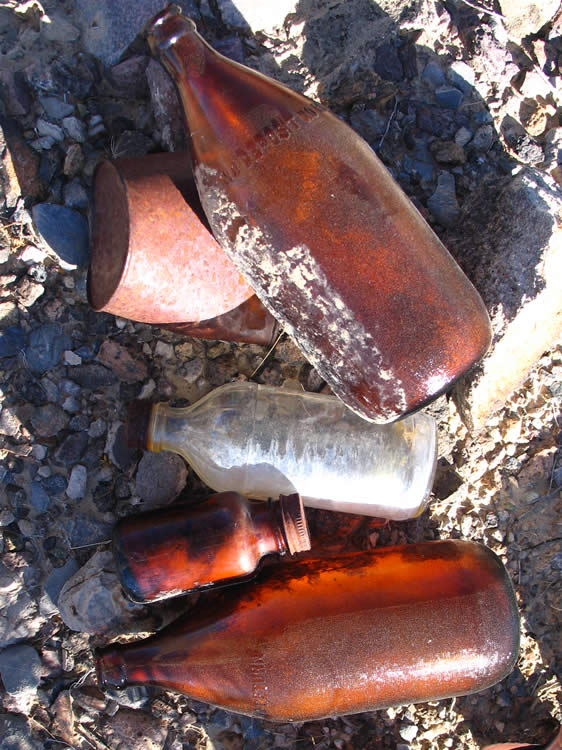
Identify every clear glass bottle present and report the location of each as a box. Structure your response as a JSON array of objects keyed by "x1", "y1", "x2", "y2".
[
  {"x1": 113, "y1": 491, "x2": 310, "y2": 603},
  {"x1": 127, "y1": 381, "x2": 437, "y2": 519},
  {"x1": 145, "y1": 7, "x2": 492, "y2": 424},
  {"x1": 95, "y1": 540, "x2": 520, "y2": 722}
]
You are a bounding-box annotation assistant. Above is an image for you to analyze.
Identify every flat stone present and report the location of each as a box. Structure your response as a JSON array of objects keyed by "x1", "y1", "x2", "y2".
[
  {"x1": 55, "y1": 432, "x2": 88, "y2": 466},
  {"x1": 74, "y1": 0, "x2": 199, "y2": 66},
  {"x1": 32, "y1": 204, "x2": 89, "y2": 268},
  {"x1": 66, "y1": 464, "x2": 87, "y2": 500},
  {"x1": 430, "y1": 140, "x2": 466, "y2": 165},
  {"x1": 435, "y1": 86, "x2": 463, "y2": 109},
  {"x1": 70, "y1": 363, "x2": 116, "y2": 389},
  {"x1": 62, "y1": 116, "x2": 87, "y2": 143},
  {"x1": 0, "y1": 644, "x2": 41, "y2": 695},
  {"x1": 423, "y1": 61, "x2": 445, "y2": 87},
  {"x1": 36, "y1": 118, "x2": 64, "y2": 142},
  {"x1": 41, "y1": 473, "x2": 67, "y2": 496},
  {"x1": 135, "y1": 451, "x2": 188, "y2": 509},
  {"x1": 30, "y1": 404, "x2": 68, "y2": 437},
  {"x1": 0, "y1": 406, "x2": 21, "y2": 438},
  {"x1": 25, "y1": 322, "x2": 71, "y2": 374},
  {"x1": 30, "y1": 482, "x2": 49, "y2": 512},
  {"x1": 63, "y1": 144, "x2": 84, "y2": 178},
  {"x1": 97, "y1": 340, "x2": 148, "y2": 382},
  {"x1": 62, "y1": 514, "x2": 112, "y2": 549},
  {"x1": 499, "y1": 0, "x2": 560, "y2": 42},
  {"x1": 455, "y1": 126, "x2": 473, "y2": 147},
  {"x1": 451, "y1": 168, "x2": 562, "y2": 430},
  {"x1": 39, "y1": 96, "x2": 75, "y2": 120},
  {"x1": 427, "y1": 170, "x2": 460, "y2": 227}
]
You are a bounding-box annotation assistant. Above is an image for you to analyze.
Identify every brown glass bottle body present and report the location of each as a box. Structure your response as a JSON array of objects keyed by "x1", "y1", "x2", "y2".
[
  {"x1": 113, "y1": 491, "x2": 309, "y2": 603},
  {"x1": 146, "y1": 10, "x2": 492, "y2": 424},
  {"x1": 96, "y1": 540, "x2": 519, "y2": 722}
]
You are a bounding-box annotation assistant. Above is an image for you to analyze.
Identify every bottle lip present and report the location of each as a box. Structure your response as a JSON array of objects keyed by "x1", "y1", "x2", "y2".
[
  {"x1": 145, "y1": 4, "x2": 197, "y2": 52},
  {"x1": 279, "y1": 494, "x2": 311, "y2": 555},
  {"x1": 126, "y1": 400, "x2": 153, "y2": 453}
]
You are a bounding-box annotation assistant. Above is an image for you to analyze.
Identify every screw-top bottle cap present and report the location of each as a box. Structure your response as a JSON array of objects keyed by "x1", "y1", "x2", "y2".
[
  {"x1": 126, "y1": 400, "x2": 153, "y2": 453},
  {"x1": 279, "y1": 494, "x2": 311, "y2": 555}
]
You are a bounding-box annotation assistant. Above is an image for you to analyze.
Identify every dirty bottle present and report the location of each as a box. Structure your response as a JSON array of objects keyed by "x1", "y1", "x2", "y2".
[
  {"x1": 146, "y1": 7, "x2": 492, "y2": 424},
  {"x1": 127, "y1": 381, "x2": 437, "y2": 520},
  {"x1": 95, "y1": 539, "x2": 520, "y2": 721},
  {"x1": 113, "y1": 491, "x2": 310, "y2": 603},
  {"x1": 88, "y1": 153, "x2": 280, "y2": 346}
]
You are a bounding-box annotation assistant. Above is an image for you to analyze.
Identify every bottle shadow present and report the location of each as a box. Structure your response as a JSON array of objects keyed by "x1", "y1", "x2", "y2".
[{"x1": 196, "y1": 0, "x2": 559, "y2": 747}]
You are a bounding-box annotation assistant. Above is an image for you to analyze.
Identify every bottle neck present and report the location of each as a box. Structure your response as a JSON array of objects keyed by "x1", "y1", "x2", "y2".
[
  {"x1": 147, "y1": 402, "x2": 190, "y2": 454},
  {"x1": 249, "y1": 500, "x2": 288, "y2": 559}
]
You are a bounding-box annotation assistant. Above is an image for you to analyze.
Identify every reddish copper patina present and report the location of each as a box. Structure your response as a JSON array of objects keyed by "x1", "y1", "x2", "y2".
[
  {"x1": 147, "y1": 8, "x2": 493, "y2": 423},
  {"x1": 96, "y1": 540, "x2": 519, "y2": 721}
]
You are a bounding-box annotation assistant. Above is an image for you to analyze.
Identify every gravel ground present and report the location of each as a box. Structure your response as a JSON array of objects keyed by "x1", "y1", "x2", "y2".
[{"x1": 0, "y1": 0, "x2": 561, "y2": 748}]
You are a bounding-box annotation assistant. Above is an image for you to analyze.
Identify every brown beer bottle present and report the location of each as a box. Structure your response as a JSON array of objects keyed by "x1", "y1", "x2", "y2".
[
  {"x1": 95, "y1": 540, "x2": 520, "y2": 721},
  {"x1": 112, "y1": 491, "x2": 310, "y2": 603},
  {"x1": 145, "y1": 7, "x2": 492, "y2": 424}
]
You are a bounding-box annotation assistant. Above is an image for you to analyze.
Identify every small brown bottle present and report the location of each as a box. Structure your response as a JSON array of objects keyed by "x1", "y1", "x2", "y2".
[
  {"x1": 96, "y1": 540, "x2": 520, "y2": 722},
  {"x1": 113, "y1": 491, "x2": 310, "y2": 603},
  {"x1": 146, "y1": 8, "x2": 492, "y2": 424}
]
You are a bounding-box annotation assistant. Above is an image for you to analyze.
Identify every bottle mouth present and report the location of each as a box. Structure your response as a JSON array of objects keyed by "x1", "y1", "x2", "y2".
[
  {"x1": 279, "y1": 494, "x2": 311, "y2": 555},
  {"x1": 145, "y1": 4, "x2": 197, "y2": 53}
]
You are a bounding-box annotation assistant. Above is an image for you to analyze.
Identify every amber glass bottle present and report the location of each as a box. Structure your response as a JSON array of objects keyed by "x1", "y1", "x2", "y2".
[
  {"x1": 146, "y1": 7, "x2": 492, "y2": 424},
  {"x1": 113, "y1": 491, "x2": 310, "y2": 603},
  {"x1": 96, "y1": 540, "x2": 519, "y2": 721}
]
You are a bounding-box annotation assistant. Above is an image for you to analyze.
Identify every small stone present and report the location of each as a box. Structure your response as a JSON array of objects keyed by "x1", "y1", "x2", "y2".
[
  {"x1": 430, "y1": 140, "x2": 466, "y2": 165},
  {"x1": 423, "y1": 61, "x2": 445, "y2": 87},
  {"x1": 108, "y1": 56, "x2": 149, "y2": 98},
  {"x1": 63, "y1": 144, "x2": 84, "y2": 178},
  {"x1": 0, "y1": 302, "x2": 19, "y2": 327},
  {"x1": 36, "y1": 118, "x2": 65, "y2": 142},
  {"x1": 31, "y1": 404, "x2": 68, "y2": 437},
  {"x1": 62, "y1": 116, "x2": 87, "y2": 143},
  {"x1": 374, "y1": 43, "x2": 403, "y2": 82},
  {"x1": 88, "y1": 418, "x2": 106, "y2": 439},
  {"x1": 183, "y1": 357, "x2": 205, "y2": 384},
  {"x1": 62, "y1": 513, "x2": 112, "y2": 548},
  {"x1": 64, "y1": 350, "x2": 82, "y2": 366},
  {"x1": 435, "y1": 86, "x2": 463, "y2": 109},
  {"x1": 399, "y1": 724, "x2": 418, "y2": 742},
  {"x1": 111, "y1": 130, "x2": 154, "y2": 159},
  {"x1": 0, "y1": 70, "x2": 32, "y2": 117},
  {"x1": 0, "y1": 644, "x2": 41, "y2": 695},
  {"x1": 32, "y1": 204, "x2": 89, "y2": 267},
  {"x1": 349, "y1": 109, "x2": 387, "y2": 144},
  {"x1": 41, "y1": 473, "x2": 68, "y2": 496},
  {"x1": 499, "y1": 0, "x2": 560, "y2": 43},
  {"x1": 39, "y1": 96, "x2": 74, "y2": 120},
  {"x1": 70, "y1": 363, "x2": 116, "y2": 389},
  {"x1": 447, "y1": 61, "x2": 475, "y2": 94},
  {"x1": 146, "y1": 58, "x2": 187, "y2": 152},
  {"x1": 25, "y1": 322, "x2": 71, "y2": 375},
  {"x1": 427, "y1": 171, "x2": 460, "y2": 227},
  {"x1": 69, "y1": 414, "x2": 89, "y2": 431},
  {"x1": 19, "y1": 245, "x2": 45, "y2": 265},
  {"x1": 455, "y1": 126, "x2": 473, "y2": 147},
  {"x1": 97, "y1": 340, "x2": 148, "y2": 382},
  {"x1": 87, "y1": 114, "x2": 105, "y2": 139},
  {"x1": 66, "y1": 464, "x2": 87, "y2": 500},
  {"x1": 135, "y1": 451, "x2": 188, "y2": 509},
  {"x1": 17, "y1": 277, "x2": 44, "y2": 307},
  {"x1": 40, "y1": 558, "x2": 80, "y2": 618},
  {"x1": 30, "y1": 482, "x2": 50, "y2": 512},
  {"x1": 63, "y1": 178, "x2": 89, "y2": 210},
  {"x1": 154, "y1": 340, "x2": 174, "y2": 359},
  {"x1": 40, "y1": 13, "x2": 80, "y2": 43},
  {"x1": 0, "y1": 327, "x2": 25, "y2": 358},
  {"x1": 31, "y1": 444, "x2": 47, "y2": 460},
  {"x1": 55, "y1": 432, "x2": 88, "y2": 466},
  {"x1": 62, "y1": 396, "x2": 81, "y2": 413},
  {"x1": 470, "y1": 124, "x2": 495, "y2": 153}
]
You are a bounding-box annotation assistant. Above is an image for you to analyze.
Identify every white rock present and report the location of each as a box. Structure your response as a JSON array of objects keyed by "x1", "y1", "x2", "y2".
[
  {"x1": 217, "y1": 0, "x2": 298, "y2": 33},
  {"x1": 154, "y1": 340, "x2": 175, "y2": 359},
  {"x1": 64, "y1": 350, "x2": 82, "y2": 366},
  {"x1": 66, "y1": 464, "x2": 87, "y2": 500}
]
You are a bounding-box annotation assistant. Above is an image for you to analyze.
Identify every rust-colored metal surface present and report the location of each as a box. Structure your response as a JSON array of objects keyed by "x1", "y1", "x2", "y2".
[
  {"x1": 162, "y1": 293, "x2": 279, "y2": 345},
  {"x1": 87, "y1": 152, "x2": 254, "y2": 323},
  {"x1": 112, "y1": 491, "x2": 310, "y2": 603},
  {"x1": 147, "y1": 9, "x2": 492, "y2": 423},
  {"x1": 96, "y1": 540, "x2": 519, "y2": 721}
]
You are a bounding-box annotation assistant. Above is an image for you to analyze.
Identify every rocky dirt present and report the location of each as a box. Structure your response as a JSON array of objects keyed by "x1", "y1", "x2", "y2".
[{"x1": 0, "y1": 0, "x2": 561, "y2": 749}]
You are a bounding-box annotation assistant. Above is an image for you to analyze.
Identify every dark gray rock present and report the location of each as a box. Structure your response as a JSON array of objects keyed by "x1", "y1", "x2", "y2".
[
  {"x1": 55, "y1": 432, "x2": 88, "y2": 466},
  {"x1": 435, "y1": 86, "x2": 463, "y2": 109},
  {"x1": 0, "y1": 714, "x2": 38, "y2": 750},
  {"x1": 135, "y1": 451, "x2": 189, "y2": 509},
  {"x1": 74, "y1": 0, "x2": 199, "y2": 66},
  {"x1": 62, "y1": 116, "x2": 87, "y2": 143},
  {"x1": 427, "y1": 170, "x2": 460, "y2": 227},
  {"x1": 40, "y1": 557, "x2": 80, "y2": 617},
  {"x1": 30, "y1": 482, "x2": 49, "y2": 512},
  {"x1": 39, "y1": 96, "x2": 75, "y2": 120},
  {"x1": 423, "y1": 61, "x2": 445, "y2": 87},
  {"x1": 62, "y1": 514, "x2": 112, "y2": 548},
  {"x1": 25, "y1": 323, "x2": 71, "y2": 375},
  {"x1": 70, "y1": 363, "x2": 116, "y2": 389},
  {"x1": 69, "y1": 414, "x2": 89, "y2": 431},
  {"x1": 30, "y1": 404, "x2": 68, "y2": 437},
  {"x1": 66, "y1": 464, "x2": 87, "y2": 500},
  {"x1": 349, "y1": 109, "x2": 387, "y2": 145},
  {"x1": 112, "y1": 130, "x2": 154, "y2": 158},
  {"x1": 447, "y1": 61, "x2": 475, "y2": 94},
  {"x1": 374, "y1": 42, "x2": 403, "y2": 82},
  {"x1": 31, "y1": 204, "x2": 89, "y2": 267},
  {"x1": 39, "y1": 149, "x2": 63, "y2": 185},
  {"x1": 41, "y1": 473, "x2": 68, "y2": 496},
  {"x1": 146, "y1": 58, "x2": 188, "y2": 152},
  {"x1": 470, "y1": 124, "x2": 495, "y2": 153},
  {"x1": 36, "y1": 118, "x2": 64, "y2": 142},
  {"x1": 108, "y1": 55, "x2": 149, "y2": 97},
  {"x1": 63, "y1": 178, "x2": 89, "y2": 210},
  {"x1": 0, "y1": 327, "x2": 25, "y2": 358},
  {"x1": 0, "y1": 644, "x2": 41, "y2": 695}
]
